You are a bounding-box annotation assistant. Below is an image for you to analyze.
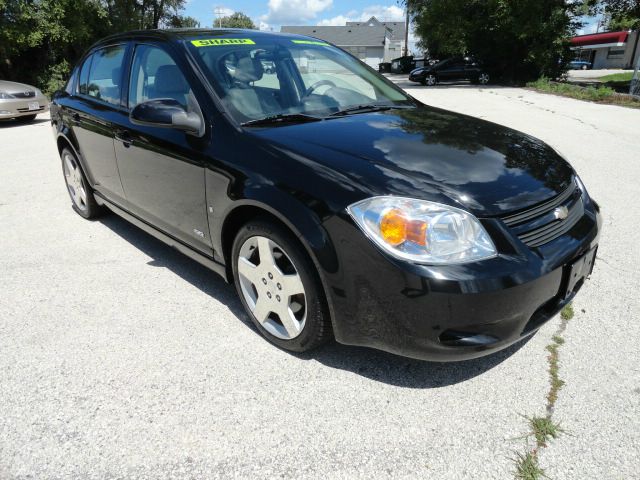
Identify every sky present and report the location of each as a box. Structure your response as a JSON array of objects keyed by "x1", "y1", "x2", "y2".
[
  {"x1": 183, "y1": 0, "x2": 603, "y2": 53},
  {"x1": 185, "y1": 1, "x2": 407, "y2": 33}
]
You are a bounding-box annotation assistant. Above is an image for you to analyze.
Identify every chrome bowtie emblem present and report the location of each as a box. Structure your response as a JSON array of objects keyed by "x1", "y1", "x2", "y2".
[{"x1": 554, "y1": 206, "x2": 569, "y2": 221}]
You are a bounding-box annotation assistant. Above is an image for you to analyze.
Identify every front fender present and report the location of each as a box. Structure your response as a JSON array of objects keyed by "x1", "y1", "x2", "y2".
[{"x1": 206, "y1": 169, "x2": 340, "y2": 319}]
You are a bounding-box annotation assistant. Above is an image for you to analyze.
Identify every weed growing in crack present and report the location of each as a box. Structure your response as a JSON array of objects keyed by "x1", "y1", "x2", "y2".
[
  {"x1": 512, "y1": 303, "x2": 575, "y2": 479},
  {"x1": 514, "y1": 451, "x2": 546, "y2": 480},
  {"x1": 529, "y1": 416, "x2": 563, "y2": 448},
  {"x1": 561, "y1": 303, "x2": 574, "y2": 321},
  {"x1": 546, "y1": 338, "x2": 565, "y2": 409}
]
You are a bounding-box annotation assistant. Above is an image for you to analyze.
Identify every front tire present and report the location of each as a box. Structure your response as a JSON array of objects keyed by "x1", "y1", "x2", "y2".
[
  {"x1": 18, "y1": 114, "x2": 37, "y2": 123},
  {"x1": 425, "y1": 74, "x2": 438, "y2": 86},
  {"x1": 60, "y1": 147, "x2": 101, "y2": 219},
  {"x1": 232, "y1": 219, "x2": 332, "y2": 353}
]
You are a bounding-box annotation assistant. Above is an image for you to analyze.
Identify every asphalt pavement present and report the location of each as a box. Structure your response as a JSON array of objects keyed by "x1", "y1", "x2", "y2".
[{"x1": 1, "y1": 82, "x2": 638, "y2": 479}]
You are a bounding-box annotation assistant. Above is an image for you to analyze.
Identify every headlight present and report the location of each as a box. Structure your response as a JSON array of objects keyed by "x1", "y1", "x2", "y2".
[
  {"x1": 347, "y1": 197, "x2": 497, "y2": 264},
  {"x1": 0, "y1": 92, "x2": 15, "y2": 99}
]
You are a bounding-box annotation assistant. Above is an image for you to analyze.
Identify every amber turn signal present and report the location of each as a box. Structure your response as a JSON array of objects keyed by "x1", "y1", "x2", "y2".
[{"x1": 380, "y1": 209, "x2": 427, "y2": 247}]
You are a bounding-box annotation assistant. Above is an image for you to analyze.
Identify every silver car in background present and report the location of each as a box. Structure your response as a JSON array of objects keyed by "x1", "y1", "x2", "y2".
[{"x1": 0, "y1": 80, "x2": 49, "y2": 122}]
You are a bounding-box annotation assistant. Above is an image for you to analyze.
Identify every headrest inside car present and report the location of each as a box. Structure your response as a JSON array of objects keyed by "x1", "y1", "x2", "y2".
[
  {"x1": 155, "y1": 65, "x2": 189, "y2": 94},
  {"x1": 232, "y1": 57, "x2": 264, "y2": 84}
]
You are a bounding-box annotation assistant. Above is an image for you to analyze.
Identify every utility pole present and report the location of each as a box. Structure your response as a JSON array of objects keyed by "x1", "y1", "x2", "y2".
[
  {"x1": 214, "y1": 6, "x2": 225, "y2": 28},
  {"x1": 404, "y1": 7, "x2": 410, "y2": 57}
]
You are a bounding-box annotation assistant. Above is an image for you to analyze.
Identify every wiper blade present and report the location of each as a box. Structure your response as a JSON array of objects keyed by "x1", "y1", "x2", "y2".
[
  {"x1": 328, "y1": 104, "x2": 414, "y2": 117},
  {"x1": 241, "y1": 113, "x2": 322, "y2": 127}
]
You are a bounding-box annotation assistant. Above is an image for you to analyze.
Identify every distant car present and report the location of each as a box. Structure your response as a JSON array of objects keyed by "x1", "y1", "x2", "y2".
[
  {"x1": 569, "y1": 59, "x2": 592, "y2": 70},
  {"x1": 0, "y1": 80, "x2": 49, "y2": 122},
  {"x1": 409, "y1": 57, "x2": 490, "y2": 86}
]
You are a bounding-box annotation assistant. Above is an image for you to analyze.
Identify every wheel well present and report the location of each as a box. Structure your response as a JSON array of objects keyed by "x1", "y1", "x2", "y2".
[
  {"x1": 221, "y1": 206, "x2": 297, "y2": 280},
  {"x1": 221, "y1": 204, "x2": 335, "y2": 334},
  {"x1": 57, "y1": 136, "x2": 72, "y2": 156}
]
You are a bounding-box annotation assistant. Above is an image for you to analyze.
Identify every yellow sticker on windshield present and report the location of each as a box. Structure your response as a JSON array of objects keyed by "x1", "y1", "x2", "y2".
[
  {"x1": 191, "y1": 38, "x2": 256, "y2": 47},
  {"x1": 292, "y1": 40, "x2": 329, "y2": 46}
]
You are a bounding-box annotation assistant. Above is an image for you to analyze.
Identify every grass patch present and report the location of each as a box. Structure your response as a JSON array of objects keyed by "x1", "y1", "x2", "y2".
[
  {"x1": 561, "y1": 304, "x2": 574, "y2": 321},
  {"x1": 597, "y1": 72, "x2": 633, "y2": 83},
  {"x1": 514, "y1": 451, "x2": 546, "y2": 480},
  {"x1": 527, "y1": 77, "x2": 640, "y2": 108},
  {"x1": 529, "y1": 416, "x2": 563, "y2": 448}
]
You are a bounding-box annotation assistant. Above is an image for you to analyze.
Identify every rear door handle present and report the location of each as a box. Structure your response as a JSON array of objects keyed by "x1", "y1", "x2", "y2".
[{"x1": 115, "y1": 130, "x2": 132, "y2": 148}]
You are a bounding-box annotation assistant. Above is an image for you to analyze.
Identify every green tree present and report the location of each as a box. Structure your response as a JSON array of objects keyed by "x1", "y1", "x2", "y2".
[
  {"x1": 216, "y1": 11, "x2": 255, "y2": 29},
  {"x1": 0, "y1": 0, "x2": 198, "y2": 95},
  {"x1": 407, "y1": 0, "x2": 585, "y2": 83},
  {"x1": 592, "y1": 0, "x2": 640, "y2": 30}
]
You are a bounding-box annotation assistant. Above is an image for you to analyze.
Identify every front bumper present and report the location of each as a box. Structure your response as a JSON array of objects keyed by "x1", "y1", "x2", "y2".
[
  {"x1": 321, "y1": 202, "x2": 601, "y2": 362},
  {"x1": 0, "y1": 95, "x2": 50, "y2": 119}
]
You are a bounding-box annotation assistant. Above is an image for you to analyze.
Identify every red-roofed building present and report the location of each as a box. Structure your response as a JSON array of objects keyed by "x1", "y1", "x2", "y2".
[{"x1": 571, "y1": 30, "x2": 639, "y2": 70}]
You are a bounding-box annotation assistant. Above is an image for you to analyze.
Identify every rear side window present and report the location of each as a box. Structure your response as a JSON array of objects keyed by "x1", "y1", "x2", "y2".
[
  {"x1": 65, "y1": 66, "x2": 79, "y2": 95},
  {"x1": 78, "y1": 55, "x2": 92, "y2": 95},
  {"x1": 85, "y1": 45, "x2": 127, "y2": 106}
]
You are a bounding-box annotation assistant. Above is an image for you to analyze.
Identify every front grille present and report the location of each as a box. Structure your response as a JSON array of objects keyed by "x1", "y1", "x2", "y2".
[
  {"x1": 12, "y1": 91, "x2": 36, "y2": 98},
  {"x1": 501, "y1": 181, "x2": 584, "y2": 248}
]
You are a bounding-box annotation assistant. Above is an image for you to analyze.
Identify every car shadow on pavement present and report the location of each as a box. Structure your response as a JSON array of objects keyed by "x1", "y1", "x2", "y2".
[
  {"x1": 100, "y1": 213, "x2": 531, "y2": 389},
  {"x1": 0, "y1": 118, "x2": 50, "y2": 128}
]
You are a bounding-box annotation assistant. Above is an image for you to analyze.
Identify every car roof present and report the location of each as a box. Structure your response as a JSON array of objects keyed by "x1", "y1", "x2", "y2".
[{"x1": 91, "y1": 28, "x2": 312, "y2": 49}]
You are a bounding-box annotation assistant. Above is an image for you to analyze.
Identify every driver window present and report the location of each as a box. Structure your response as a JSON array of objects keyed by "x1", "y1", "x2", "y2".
[{"x1": 128, "y1": 45, "x2": 192, "y2": 110}]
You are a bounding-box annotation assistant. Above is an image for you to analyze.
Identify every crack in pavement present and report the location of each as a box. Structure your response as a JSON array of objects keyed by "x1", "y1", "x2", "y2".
[{"x1": 513, "y1": 305, "x2": 574, "y2": 479}]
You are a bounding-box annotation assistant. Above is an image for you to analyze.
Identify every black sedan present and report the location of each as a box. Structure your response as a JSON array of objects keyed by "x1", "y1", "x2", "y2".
[
  {"x1": 409, "y1": 57, "x2": 491, "y2": 86},
  {"x1": 50, "y1": 30, "x2": 600, "y2": 361}
]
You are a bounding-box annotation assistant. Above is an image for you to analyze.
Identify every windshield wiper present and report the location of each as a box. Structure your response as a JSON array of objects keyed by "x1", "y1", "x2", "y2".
[
  {"x1": 328, "y1": 104, "x2": 415, "y2": 117},
  {"x1": 241, "y1": 113, "x2": 322, "y2": 127}
]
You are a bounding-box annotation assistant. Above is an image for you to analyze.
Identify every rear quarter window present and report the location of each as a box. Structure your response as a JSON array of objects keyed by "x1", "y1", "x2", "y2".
[{"x1": 84, "y1": 45, "x2": 127, "y2": 106}]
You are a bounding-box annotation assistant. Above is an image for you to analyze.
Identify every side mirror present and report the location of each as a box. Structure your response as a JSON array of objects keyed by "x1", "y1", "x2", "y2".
[{"x1": 130, "y1": 99, "x2": 204, "y2": 137}]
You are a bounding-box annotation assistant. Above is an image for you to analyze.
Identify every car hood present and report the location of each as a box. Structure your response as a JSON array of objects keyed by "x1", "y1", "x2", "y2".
[
  {"x1": 250, "y1": 106, "x2": 574, "y2": 217},
  {"x1": 0, "y1": 80, "x2": 37, "y2": 94}
]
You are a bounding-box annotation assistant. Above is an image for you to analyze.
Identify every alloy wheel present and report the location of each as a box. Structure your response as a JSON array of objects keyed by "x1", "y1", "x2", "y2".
[
  {"x1": 426, "y1": 75, "x2": 437, "y2": 86},
  {"x1": 63, "y1": 152, "x2": 88, "y2": 212},
  {"x1": 479, "y1": 73, "x2": 490, "y2": 85},
  {"x1": 237, "y1": 236, "x2": 307, "y2": 340}
]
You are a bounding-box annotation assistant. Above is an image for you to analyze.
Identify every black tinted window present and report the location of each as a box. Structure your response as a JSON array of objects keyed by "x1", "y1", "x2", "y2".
[
  {"x1": 78, "y1": 55, "x2": 92, "y2": 95},
  {"x1": 86, "y1": 45, "x2": 127, "y2": 106},
  {"x1": 128, "y1": 44, "x2": 191, "y2": 109}
]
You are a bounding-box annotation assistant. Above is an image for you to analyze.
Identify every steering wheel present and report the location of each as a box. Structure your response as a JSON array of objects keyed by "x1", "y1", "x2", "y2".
[{"x1": 303, "y1": 80, "x2": 336, "y2": 97}]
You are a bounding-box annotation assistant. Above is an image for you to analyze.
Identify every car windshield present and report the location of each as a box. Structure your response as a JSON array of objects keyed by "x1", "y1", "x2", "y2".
[{"x1": 185, "y1": 35, "x2": 413, "y2": 124}]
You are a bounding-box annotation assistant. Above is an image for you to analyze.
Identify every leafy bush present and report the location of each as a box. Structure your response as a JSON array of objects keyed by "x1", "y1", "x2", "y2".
[{"x1": 38, "y1": 60, "x2": 70, "y2": 98}]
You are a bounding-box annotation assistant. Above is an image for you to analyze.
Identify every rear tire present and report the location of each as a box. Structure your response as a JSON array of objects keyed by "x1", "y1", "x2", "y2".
[
  {"x1": 232, "y1": 219, "x2": 332, "y2": 353},
  {"x1": 60, "y1": 147, "x2": 102, "y2": 219}
]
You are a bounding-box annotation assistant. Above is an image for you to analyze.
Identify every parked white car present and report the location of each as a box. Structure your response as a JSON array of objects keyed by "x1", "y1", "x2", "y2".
[{"x1": 0, "y1": 80, "x2": 49, "y2": 122}]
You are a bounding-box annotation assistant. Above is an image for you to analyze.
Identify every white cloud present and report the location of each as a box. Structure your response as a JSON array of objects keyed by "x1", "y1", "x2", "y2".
[
  {"x1": 262, "y1": 0, "x2": 333, "y2": 25},
  {"x1": 318, "y1": 5, "x2": 404, "y2": 26}
]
